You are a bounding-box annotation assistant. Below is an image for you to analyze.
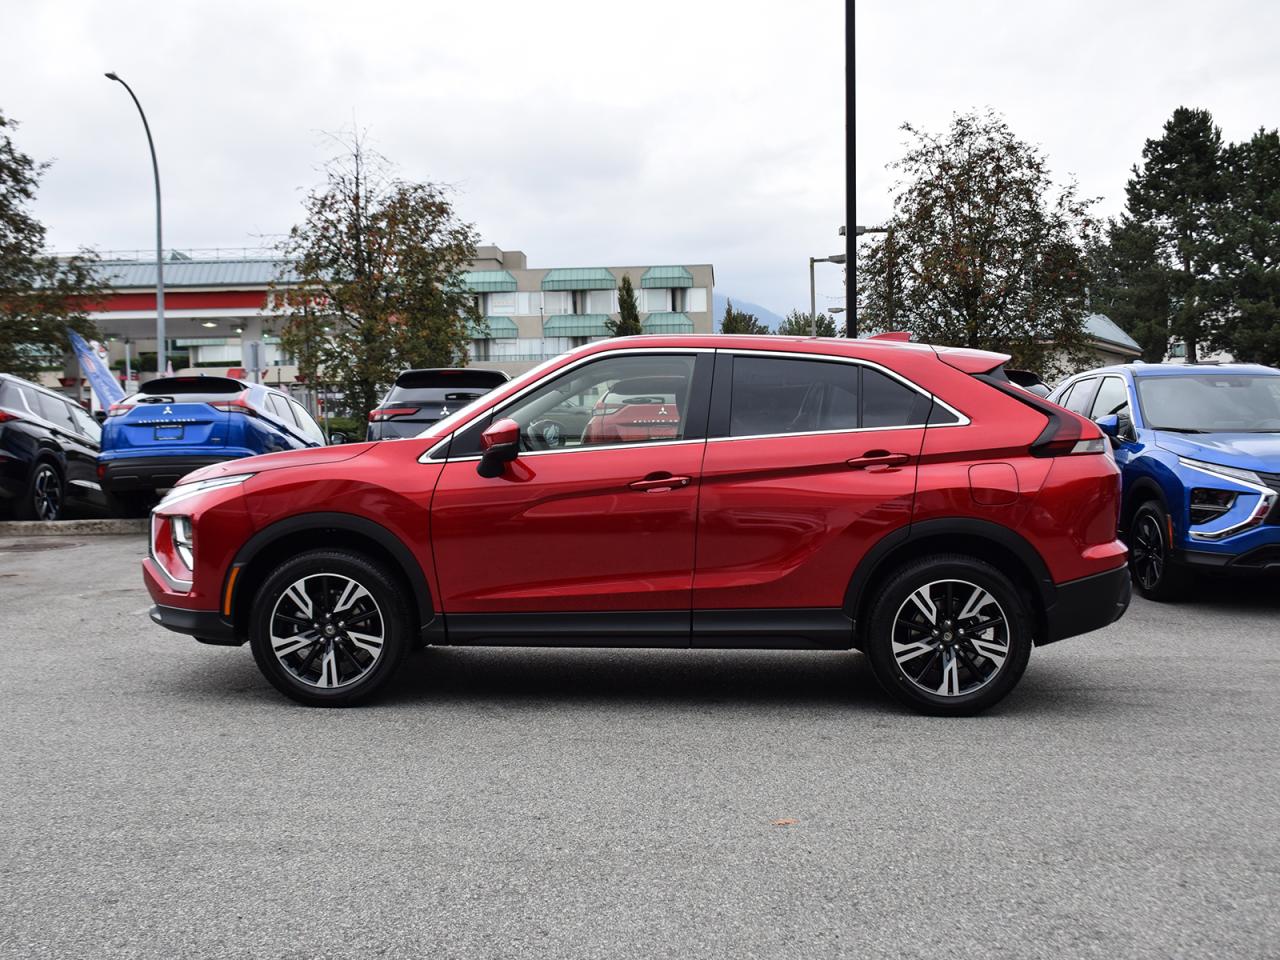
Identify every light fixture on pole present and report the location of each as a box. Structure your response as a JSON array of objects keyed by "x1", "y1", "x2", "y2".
[
  {"x1": 809, "y1": 253, "x2": 847, "y2": 336},
  {"x1": 105, "y1": 72, "x2": 166, "y2": 377}
]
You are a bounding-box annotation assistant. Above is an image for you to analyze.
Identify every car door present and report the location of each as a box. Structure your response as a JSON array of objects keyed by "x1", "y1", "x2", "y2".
[
  {"x1": 34, "y1": 393, "x2": 99, "y2": 497},
  {"x1": 429, "y1": 350, "x2": 713, "y2": 642},
  {"x1": 692, "y1": 351, "x2": 929, "y2": 638}
]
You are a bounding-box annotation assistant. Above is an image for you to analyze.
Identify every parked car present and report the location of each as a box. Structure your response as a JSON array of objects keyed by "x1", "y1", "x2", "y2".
[
  {"x1": 1049, "y1": 362, "x2": 1280, "y2": 599},
  {"x1": 142, "y1": 335, "x2": 1130, "y2": 715},
  {"x1": 366, "y1": 368, "x2": 509, "y2": 440},
  {"x1": 100, "y1": 376, "x2": 326, "y2": 512},
  {"x1": 0, "y1": 373, "x2": 111, "y2": 521}
]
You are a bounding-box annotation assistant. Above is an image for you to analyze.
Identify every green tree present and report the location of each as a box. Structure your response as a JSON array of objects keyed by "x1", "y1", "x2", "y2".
[
  {"x1": 278, "y1": 134, "x2": 482, "y2": 422},
  {"x1": 0, "y1": 110, "x2": 101, "y2": 380},
  {"x1": 1125, "y1": 107, "x2": 1226, "y2": 363},
  {"x1": 777, "y1": 309, "x2": 837, "y2": 337},
  {"x1": 1087, "y1": 217, "x2": 1172, "y2": 362},
  {"x1": 854, "y1": 110, "x2": 1096, "y2": 375},
  {"x1": 1213, "y1": 127, "x2": 1280, "y2": 365},
  {"x1": 720, "y1": 299, "x2": 769, "y2": 335},
  {"x1": 607, "y1": 273, "x2": 642, "y2": 336}
]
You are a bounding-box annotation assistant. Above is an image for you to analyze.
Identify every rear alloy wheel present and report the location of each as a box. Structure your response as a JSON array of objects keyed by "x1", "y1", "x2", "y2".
[
  {"x1": 1128, "y1": 501, "x2": 1190, "y2": 602},
  {"x1": 18, "y1": 462, "x2": 64, "y2": 521},
  {"x1": 249, "y1": 550, "x2": 410, "y2": 706},
  {"x1": 866, "y1": 555, "x2": 1032, "y2": 716}
]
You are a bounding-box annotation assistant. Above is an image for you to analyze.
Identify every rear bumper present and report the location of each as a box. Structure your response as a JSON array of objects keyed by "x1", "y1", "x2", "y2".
[
  {"x1": 100, "y1": 455, "x2": 241, "y2": 492},
  {"x1": 1040, "y1": 564, "x2": 1132, "y2": 645},
  {"x1": 149, "y1": 603, "x2": 242, "y2": 645}
]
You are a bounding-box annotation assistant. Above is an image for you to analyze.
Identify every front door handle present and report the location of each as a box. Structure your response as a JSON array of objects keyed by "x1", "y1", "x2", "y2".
[
  {"x1": 629, "y1": 473, "x2": 692, "y2": 493},
  {"x1": 846, "y1": 450, "x2": 911, "y2": 470}
]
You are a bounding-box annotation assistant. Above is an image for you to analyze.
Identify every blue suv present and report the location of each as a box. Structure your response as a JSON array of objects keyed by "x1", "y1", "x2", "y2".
[
  {"x1": 100, "y1": 376, "x2": 327, "y2": 511},
  {"x1": 1049, "y1": 363, "x2": 1280, "y2": 599}
]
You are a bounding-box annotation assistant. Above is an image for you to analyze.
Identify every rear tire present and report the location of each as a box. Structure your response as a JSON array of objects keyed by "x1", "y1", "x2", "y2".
[
  {"x1": 248, "y1": 549, "x2": 411, "y2": 707},
  {"x1": 1127, "y1": 501, "x2": 1191, "y2": 602},
  {"x1": 865, "y1": 555, "x2": 1033, "y2": 716}
]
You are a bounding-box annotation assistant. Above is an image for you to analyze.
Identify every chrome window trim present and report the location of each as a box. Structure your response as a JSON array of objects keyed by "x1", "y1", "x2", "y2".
[{"x1": 418, "y1": 344, "x2": 969, "y2": 463}]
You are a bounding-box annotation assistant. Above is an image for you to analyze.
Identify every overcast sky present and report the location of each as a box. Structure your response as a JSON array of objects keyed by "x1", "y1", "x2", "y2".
[
  {"x1": 3, "y1": 0, "x2": 846, "y2": 318},
  {"x1": 856, "y1": 0, "x2": 1280, "y2": 228}
]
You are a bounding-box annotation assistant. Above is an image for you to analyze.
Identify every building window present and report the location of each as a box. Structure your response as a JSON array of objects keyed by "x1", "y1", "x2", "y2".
[
  {"x1": 587, "y1": 290, "x2": 616, "y2": 314},
  {"x1": 643, "y1": 288, "x2": 670, "y2": 312},
  {"x1": 686, "y1": 287, "x2": 708, "y2": 312},
  {"x1": 488, "y1": 292, "x2": 517, "y2": 315}
]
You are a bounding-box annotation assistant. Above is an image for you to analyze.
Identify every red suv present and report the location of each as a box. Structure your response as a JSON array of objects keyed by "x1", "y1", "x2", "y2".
[{"x1": 142, "y1": 336, "x2": 1130, "y2": 715}]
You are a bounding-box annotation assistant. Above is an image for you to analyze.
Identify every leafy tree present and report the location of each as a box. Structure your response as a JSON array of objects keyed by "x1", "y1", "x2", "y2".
[
  {"x1": 278, "y1": 132, "x2": 481, "y2": 422},
  {"x1": 0, "y1": 110, "x2": 101, "y2": 380},
  {"x1": 854, "y1": 110, "x2": 1096, "y2": 375},
  {"x1": 1124, "y1": 107, "x2": 1226, "y2": 363},
  {"x1": 1213, "y1": 127, "x2": 1280, "y2": 365},
  {"x1": 777, "y1": 309, "x2": 837, "y2": 337},
  {"x1": 720, "y1": 298, "x2": 769, "y2": 335},
  {"x1": 607, "y1": 273, "x2": 642, "y2": 336},
  {"x1": 1087, "y1": 217, "x2": 1172, "y2": 362}
]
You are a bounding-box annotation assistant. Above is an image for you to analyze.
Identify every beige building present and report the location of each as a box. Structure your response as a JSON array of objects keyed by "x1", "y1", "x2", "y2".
[{"x1": 461, "y1": 246, "x2": 715, "y2": 376}]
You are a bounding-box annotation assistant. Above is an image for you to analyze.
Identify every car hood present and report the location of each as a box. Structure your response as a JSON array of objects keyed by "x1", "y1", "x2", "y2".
[
  {"x1": 1154, "y1": 431, "x2": 1280, "y2": 473},
  {"x1": 178, "y1": 443, "x2": 376, "y2": 485}
]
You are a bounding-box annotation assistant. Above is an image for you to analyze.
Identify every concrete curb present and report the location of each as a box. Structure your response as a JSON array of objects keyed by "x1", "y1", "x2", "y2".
[{"x1": 0, "y1": 519, "x2": 148, "y2": 537}]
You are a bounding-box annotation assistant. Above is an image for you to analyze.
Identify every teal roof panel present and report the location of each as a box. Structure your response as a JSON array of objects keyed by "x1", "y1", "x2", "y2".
[
  {"x1": 460, "y1": 270, "x2": 517, "y2": 293},
  {"x1": 541, "y1": 268, "x2": 616, "y2": 291},
  {"x1": 543, "y1": 314, "x2": 612, "y2": 336},
  {"x1": 641, "y1": 266, "x2": 694, "y2": 288},
  {"x1": 641, "y1": 312, "x2": 695, "y2": 334}
]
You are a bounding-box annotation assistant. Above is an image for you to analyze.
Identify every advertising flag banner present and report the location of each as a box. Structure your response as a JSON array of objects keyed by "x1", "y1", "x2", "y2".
[{"x1": 66, "y1": 328, "x2": 125, "y2": 407}]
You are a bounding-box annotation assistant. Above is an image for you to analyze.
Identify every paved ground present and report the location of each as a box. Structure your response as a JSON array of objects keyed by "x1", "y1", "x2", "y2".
[{"x1": 1, "y1": 534, "x2": 1277, "y2": 960}]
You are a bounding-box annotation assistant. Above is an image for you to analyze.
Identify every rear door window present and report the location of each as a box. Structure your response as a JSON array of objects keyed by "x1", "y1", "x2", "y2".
[
  {"x1": 729, "y1": 357, "x2": 858, "y2": 437},
  {"x1": 861, "y1": 367, "x2": 934, "y2": 428},
  {"x1": 1090, "y1": 376, "x2": 1131, "y2": 419},
  {"x1": 288, "y1": 400, "x2": 327, "y2": 444},
  {"x1": 35, "y1": 393, "x2": 77, "y2": 431},
  {"x1": 1060, "y1": 378, "x2": 1098, "y2": 416}
]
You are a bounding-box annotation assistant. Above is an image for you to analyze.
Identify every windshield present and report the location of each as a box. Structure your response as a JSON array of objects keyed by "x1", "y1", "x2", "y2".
[{"x1": 1135, "y1": 374, "x2": 1280, "y2": 433}]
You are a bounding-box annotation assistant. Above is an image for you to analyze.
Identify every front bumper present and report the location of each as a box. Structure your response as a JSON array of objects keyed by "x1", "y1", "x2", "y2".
[
  {"x1": 149, "y1": 603, "x2": 242, "y2": 646},
  {"x1": 1040, "y1": 564, "x2": 1132, "y2": 645}
]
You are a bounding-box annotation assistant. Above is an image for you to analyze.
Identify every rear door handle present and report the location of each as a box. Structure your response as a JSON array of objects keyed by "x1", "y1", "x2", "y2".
[
  {"x1": 846, "y1": 450, "x2": 911, "y2": 469},
  {"x1": 629, "y1": 473, "x2": 692, "y2": 493}
]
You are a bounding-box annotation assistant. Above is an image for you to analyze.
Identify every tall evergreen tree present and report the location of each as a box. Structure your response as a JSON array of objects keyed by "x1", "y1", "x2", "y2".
[
  {"x1": 607, "y1": 274, "x2": 642, "y2": 337},
  {"x1": 720, "y1": 299, "x2": 769, "y2": 335},
  {"x1": 1087, "y1": 217, "x2": 1172, "y2": 362},
  {"x1": 0, "y1": 110, "x2": 101, "y2": 380},
  {"x1": 1125, "y1": 107, "x2": 1226, "y2": 363},
  {"x1": 1214, "y1": 127, "x2": 1280, "y2": 365}
]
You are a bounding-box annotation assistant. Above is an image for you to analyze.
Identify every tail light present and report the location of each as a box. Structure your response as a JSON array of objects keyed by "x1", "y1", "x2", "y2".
[
  {"x1": 210, "y1": 395, "x2": 259, "y2": 416},
  {"x1": 369, "y1": 406, "x2": 419, "y2": 422},
  {"x1": 0, "y1": 409, "x2": 19, "y2": 423},
  {"x1": 107, "y1": 403, "x2": 131, "y2": 417},
  {"x1": 976, "y1": 373, "x2": 1105, "y2": 457}
]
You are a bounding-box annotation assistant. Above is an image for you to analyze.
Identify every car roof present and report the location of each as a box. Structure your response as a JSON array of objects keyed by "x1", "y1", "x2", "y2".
[
  {"x1": 1065, "y1": 362, "x2": 1280, "y2": 380},
  {"x1": 0, "y1": 372, "x2": 76, "y2": 402},
  {"x1": 565, "y1": 333, "x2": 975, "y2": 360}
]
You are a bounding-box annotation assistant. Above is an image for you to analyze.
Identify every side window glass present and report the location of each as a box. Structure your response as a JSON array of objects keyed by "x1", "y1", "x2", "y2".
[
  {"x1": 862, "y1": 368, "x2": 933, "y2": 428},
  {"x1": 71, "y1": 405, "x2": 102, "y2": 443},
  {"x1": 36, "y1": 393, "x2": 77, "y2": 430},
  {"x1": 288, "y1": 400, "x2": 327, "y2": 444},
  {"x1": 499, "y1": 354, "x2": 696, "y2": 451},
  {"x1": 729, "y1": 357, "x2": 858, "y2": 437},
  {"x1": 266, "y1": 393, "x2": 292, "y2": 424},
  {"x1": 1062, "y1": 378, "x2": 1097, "y2": 415},
  {"x1": 1090, "y1": 377, "x2": 1130, "y2": 420}
]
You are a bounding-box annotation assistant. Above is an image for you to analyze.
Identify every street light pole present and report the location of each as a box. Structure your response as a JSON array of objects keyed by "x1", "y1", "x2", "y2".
[
  {"x1": 105, "y1": 72, "x2": 165, "y2": 377},
  {"x1": 808, "y1": 253, "x2": 847, "y2": 336}
]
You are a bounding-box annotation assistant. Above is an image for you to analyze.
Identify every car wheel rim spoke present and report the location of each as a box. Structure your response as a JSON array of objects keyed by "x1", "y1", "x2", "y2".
[
  {"x1": 269, "y1": 573, "x2": 384, "y2": 690},
  {"x1": 891, "y1": 579, "x2": 1010, "y2": 698}
]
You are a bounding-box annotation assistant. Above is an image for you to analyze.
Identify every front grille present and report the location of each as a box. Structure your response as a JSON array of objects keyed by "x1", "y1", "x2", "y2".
[{"x1": 1260, "y1": 472, "x2": 1280, "y2": 525}]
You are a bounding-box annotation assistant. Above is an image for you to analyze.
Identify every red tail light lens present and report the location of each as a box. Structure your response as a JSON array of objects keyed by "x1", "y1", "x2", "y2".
[
  {"x1": 107, "y1": 403, "x2": 131, "y2": 417},
  {"x1": 0, "y1": 409, "x2": 18, "y2": 423},
  {"x1": 210, "y1": 395, "x2": 258, "y2": 416},
  {"x1": 976, "y1": 373, "x2": 1105, "y2": 457},
  {"x1": 369, "y1": 407, "x2": 419, "y2": 422}
]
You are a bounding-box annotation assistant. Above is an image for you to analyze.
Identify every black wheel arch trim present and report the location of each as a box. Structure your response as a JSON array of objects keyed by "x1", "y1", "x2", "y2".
[
  {"x1": 843, "y1": 518, "x2": 1057, "y2": 625},
  {"x1": 229, "y1": 512, "x2": 437, "y2": 637},
  {"x1": 1121, "y1": 477, "x2": 1169, "y2": 532}
]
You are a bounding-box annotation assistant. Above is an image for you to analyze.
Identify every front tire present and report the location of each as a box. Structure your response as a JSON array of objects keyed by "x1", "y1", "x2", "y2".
[
  {"x1": 249, "y1": 549, "x2": 411, "y2": 706},
  {"x1": 865, "y1": 555, "x2": 1033, "y2": 716},
  {"x1": 16, "y1": 461, "x2": 64, "y2": 521},
  {"x1": 1128, "y1": 501, "x2": 1190, "y2": 602}
]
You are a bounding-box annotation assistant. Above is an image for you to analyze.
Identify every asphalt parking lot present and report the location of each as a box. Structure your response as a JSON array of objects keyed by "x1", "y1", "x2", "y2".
[{"x1": 1, "y1": 534, "x2": 1277, "y2": 960}]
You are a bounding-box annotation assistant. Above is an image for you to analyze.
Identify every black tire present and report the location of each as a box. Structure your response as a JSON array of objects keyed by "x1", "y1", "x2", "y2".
[
  {"x1": 1127, "y1": 500, "x2": 1191, "y2": 602},
  {"x1": 15, "y1": 460, "x2": 65, "y2": 521},
  {"x1": 865, "y1": 554, "x2": 1033, "y2": 716},
  {"x1": 248, "y1": 549, "x2": 411, "y2": 707}
]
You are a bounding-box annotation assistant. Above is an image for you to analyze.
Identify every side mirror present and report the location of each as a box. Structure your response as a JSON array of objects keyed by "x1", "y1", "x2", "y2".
[
  {"x1": 328, "y1": 431, "x2": 348, "y2": 445},
  {"x1": 1094, "y1": 414, "x2": 1120, "y2": 438},
  {"x1": 477, "y1": 417, "x2": 520, "y2": 478}
]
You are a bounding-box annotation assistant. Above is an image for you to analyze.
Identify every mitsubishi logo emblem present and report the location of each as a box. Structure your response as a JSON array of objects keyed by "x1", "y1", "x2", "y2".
[
  {"x1": 163, "y1": 406, "x2": 173, "y2": 415},
  {"x1": 657, "y1": 405, "x2": 668, "y2": 416}
]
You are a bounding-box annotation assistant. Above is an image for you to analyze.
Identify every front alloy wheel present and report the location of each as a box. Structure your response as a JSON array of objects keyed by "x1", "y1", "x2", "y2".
[
  {"x1": 866, "y1": 555, "x2": 1032, "y2": 715},
  {"x1": 1127, "y1": 501, "x2": 1189, "y2": 602},
  {"x1": 249, "y1": 550, "x2": 410, "y2": 706}
]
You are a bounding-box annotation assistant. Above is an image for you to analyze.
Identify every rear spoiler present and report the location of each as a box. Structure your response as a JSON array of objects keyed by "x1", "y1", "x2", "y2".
[{"x1": 934, "y1": 347, "x2": 1011, "y2": 375}]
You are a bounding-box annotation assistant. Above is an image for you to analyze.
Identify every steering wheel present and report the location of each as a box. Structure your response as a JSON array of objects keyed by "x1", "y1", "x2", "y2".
[{"x1": 527, "y1": 418, "x2": 567, "y2": 449}]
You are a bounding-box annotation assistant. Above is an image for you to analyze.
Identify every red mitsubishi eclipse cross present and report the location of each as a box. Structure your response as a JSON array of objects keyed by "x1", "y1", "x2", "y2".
[{"x1": 143, "y1": 335, "x2": 1130, "y2": 715}]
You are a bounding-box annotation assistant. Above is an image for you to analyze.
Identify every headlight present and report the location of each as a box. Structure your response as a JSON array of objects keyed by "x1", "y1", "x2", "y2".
[
  {"x1": 158, "y1": 472, "x2": 254, "y2": 507},
  {"x1": 1177, "y1": 457, "x2": 1268, "y2": 488},
  {"x1": 172, "y1": 515, "x2": 194, "y2": 570}
]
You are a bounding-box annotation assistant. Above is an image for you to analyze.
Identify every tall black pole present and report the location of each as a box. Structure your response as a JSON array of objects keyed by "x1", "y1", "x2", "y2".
[
  {"x1": 845, "y1": 0, "x2": 855, "y2": 336},
  {"x1": 105, "y1": 72, "x2": 165, "y2": 375}
]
